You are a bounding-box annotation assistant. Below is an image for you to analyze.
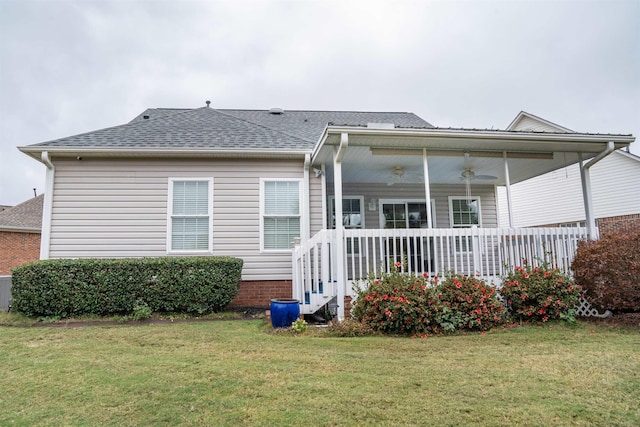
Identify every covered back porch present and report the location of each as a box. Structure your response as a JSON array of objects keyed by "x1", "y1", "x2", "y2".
[{"x1": 295, "y1": 123, "x2": 633, "y2": 318}]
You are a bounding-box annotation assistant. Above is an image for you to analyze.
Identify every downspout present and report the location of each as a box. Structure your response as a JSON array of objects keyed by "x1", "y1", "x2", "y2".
[
  {"x1": 503, "y1": 151, "x2": 514, "y2": 228},
  {"x1": 40, "y1": 151, "x2": 54, "y2": 259},
  {"x1": 302, "y1": 154, "x2": 311, "y2": 242},
  {"x1": 579, "y1": 141, "x2": 615, "y2": 240}
]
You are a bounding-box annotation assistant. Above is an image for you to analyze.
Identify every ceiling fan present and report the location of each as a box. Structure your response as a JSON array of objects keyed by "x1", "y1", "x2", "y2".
[
  {"x1": 387, "y1": 165, "x2": 423, "y2": 186},
  {"x1": 460, "y1": 168, "x2": 497, "y2": 181}
]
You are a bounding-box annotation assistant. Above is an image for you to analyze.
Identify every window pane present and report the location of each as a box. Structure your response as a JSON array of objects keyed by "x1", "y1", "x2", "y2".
[
  {"x1": 173, "y1": 181, "x2": 209, "y2": 215},
  {"x1": 264, "y1": 217, "x2": 300, "y2": 249},
  {"x1": 264, "y1": 181, "x2": 299, "y2": 215},
  {"x1": 171, "y1": 217, "x2": 209, "y2": 251},
  {"x1": 451, "y1": 198, "x2": 479, "y2": 227}
]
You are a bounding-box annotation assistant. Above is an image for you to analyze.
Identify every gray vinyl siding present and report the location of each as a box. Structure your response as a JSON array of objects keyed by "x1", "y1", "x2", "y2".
[
  {"x1": 309, "y1": 174, "x2": 324, "y2": 235},
  {"x1": 332, "y1": 183, "x2": 498, "y2": 229},
  {"x1": 49, "y1": 158, "x2": 305, "y2": 281}
]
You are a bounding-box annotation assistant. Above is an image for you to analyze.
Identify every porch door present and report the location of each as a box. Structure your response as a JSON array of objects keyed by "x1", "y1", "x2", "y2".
[{"x1": 380, "y1": 201, "x2": 434, "y2": 272}]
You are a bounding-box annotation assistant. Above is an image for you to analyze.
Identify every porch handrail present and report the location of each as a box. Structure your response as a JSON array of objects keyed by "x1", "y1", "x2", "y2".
[
  {"x1": 292, "y1": 229, "x2": 337, "y2": 313},
  {"x1": 343, "y1": 226, "x2": 589, "y2": 283},
  {"x1": 293, "y1": 226, "x2": 589, "y2": 314}
]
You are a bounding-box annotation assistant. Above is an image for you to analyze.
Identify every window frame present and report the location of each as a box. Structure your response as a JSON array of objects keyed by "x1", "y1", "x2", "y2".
[
  {"x1": 166, "y1": 177, "x2": 214, "y2": 254},
  {"x1": 448, "y1": 196, "x2": 482, "y2": 228},
  {"x1": 260, "y1": 178, "x2": 302, "y2": 253},
  {"x1": 328, "y1": 196, "x2": 365, "y2": 229},
  {"x1": 329, "y1": 196, "x2": 365, "y2": 255},
  {"x1": 448, "y1": 196, "x2": 482, "y2": 253},
  {"x1": 379, "y1": 199, "x2": 437, "y2": 229}
]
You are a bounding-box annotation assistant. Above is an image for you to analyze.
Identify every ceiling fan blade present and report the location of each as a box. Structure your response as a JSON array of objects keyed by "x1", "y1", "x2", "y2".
[{"x1": 473, "y1": 174, "x2": 497, "y2": 180}]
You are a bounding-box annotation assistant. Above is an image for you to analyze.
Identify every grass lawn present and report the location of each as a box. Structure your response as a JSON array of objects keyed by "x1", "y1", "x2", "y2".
[{"x1": 1, "y1": 320, "x2": 638, "y2": 426}]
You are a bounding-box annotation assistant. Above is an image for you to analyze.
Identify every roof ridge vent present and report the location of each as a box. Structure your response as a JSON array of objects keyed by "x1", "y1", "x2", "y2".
[{"x1": 269, "y1": 107, "x2": 284, "y2": 115}]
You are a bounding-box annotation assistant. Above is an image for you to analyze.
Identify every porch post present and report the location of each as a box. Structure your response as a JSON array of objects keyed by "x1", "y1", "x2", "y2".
[
  {"x1": 334, "y1": 133, "x2": 348, "y2": 320},
  {"x1": 503, "y1": 151, "x2": 514, "y2": 228},
  {"x1": 422, "y1": 148, "x2": 432, "y2": 228}
]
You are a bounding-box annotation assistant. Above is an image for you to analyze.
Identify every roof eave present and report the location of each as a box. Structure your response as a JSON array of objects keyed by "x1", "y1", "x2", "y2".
[
  {"x1": 321, "y1": 126, "x2": 634, "y2": 149},
  {"x1": 0, "y1": 226, "x2": 41, "y2": 233},
  {"x1": 18, "y1": 146, "x2": 312, "y2": 162}
]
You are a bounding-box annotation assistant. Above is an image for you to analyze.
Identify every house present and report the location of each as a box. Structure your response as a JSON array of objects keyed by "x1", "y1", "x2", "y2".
[
  {"x1": 497, "y1": 112, "x2": 640, "y2": 234},
  {"x1": 18, "y1": 105, "x2": 635, "y2": 319},
  {"x1": 0, "y1": 194, "x2": 44, "y2": 275}
]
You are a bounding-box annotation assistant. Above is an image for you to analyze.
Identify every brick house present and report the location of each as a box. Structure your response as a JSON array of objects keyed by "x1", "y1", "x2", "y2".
[{"x1": 0, "y1": 195, "x2": 43, "y2": 275}]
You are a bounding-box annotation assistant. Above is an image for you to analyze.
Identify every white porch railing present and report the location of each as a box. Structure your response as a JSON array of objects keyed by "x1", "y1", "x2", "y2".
[{"x1": 292, "y1": 227, "x2": 590, "y2": 315}]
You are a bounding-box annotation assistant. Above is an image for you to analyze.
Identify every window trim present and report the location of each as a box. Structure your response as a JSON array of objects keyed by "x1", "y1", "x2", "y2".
[
  {"x1": 166, "y1": 177, "x2": 214, "y2": 254},
  {"x1": 378, "y1": 199, "x2": 437, "y2": 229},
  {"x1": 448, "y1": 196, "x2": 482, "y2": 228},
  {"x1": 260, "y1": 178, "x2": 303, "y2": 253},
  {"x1": 448, "y1": 196, "x2": 482, "y2": 253},
  {"x1": 328, "y1": 195, "x2": 365, "y2": 229}
]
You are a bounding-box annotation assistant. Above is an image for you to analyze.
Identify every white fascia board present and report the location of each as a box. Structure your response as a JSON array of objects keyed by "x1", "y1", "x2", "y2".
[
  {"x1": 322, "y1": 126, "x2": 635, "y2": 150},
  {"x1": 310, "y1": 123, "x2": 330, "y2": 164}
]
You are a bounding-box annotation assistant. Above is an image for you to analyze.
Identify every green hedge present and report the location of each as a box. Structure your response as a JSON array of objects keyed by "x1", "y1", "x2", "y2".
[{"x1": 10, "y1": 257, "x2": 243, "y2": 318}]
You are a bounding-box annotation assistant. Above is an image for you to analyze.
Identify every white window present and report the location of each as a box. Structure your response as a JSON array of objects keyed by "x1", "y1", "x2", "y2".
[
  {"x1": 380, "y1": 200, "x2": 437, "y2": 229},
  {"x1": 330, "y1": 196, "x2": 365, "y2": 255},
  {"x1": 449, "y1": 197, "x2": 481, "y2": 252},
  {"x1": 261, "y1": 179, "x2": 301, "y2": 251},
  {"x1": 449, "y1": 197, "x2": 481, "y2": 228},
  {"x1": 329, "y1": 196, "x2": 364, "y2": 229},
  {"x1": 167, "y1": 178, "x2": 213, "y2": 252}
]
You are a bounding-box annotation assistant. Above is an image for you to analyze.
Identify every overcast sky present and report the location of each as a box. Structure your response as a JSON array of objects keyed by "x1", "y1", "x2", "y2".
[{"x1": 0, "y1": 0, "x2": 638, "y2": 205}]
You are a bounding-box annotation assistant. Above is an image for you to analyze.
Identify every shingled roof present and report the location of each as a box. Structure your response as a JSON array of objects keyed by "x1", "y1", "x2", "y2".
[
  {"x1": 26, "y1": 107, "x2": 432, "y2": 152},
  {"x1": 0, "y1": 194, "x2": 44, "y2": 232}
]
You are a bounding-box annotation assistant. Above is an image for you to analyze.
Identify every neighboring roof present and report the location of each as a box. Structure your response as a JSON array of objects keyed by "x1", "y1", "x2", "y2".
[
  {"x1": 22, "y1": 107, "x2": 432, "y2": 154},
  {"x1": 506, "y1": 111, "x2": 575, "y2": 133},
  {"x1": 0, "y1": 194, "x2": 44, "y2": 232},
  {"x1": 616, "y1": 148, "x2": 640, "y2": 162}
]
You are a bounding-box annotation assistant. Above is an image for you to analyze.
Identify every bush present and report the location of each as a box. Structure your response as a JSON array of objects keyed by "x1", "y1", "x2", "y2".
[
  {"x1": 352, "y1": 265, "x2": 504, "y2": 335},
  {"x1": 11, "y1": 257, "x2": 243, "y2": 318},
  {"x1": 435, "y1": 275, "x2": 505, "y2": 332},
  {"x1": 291, "y1": 318, "x2": 309, "y2": 334},
  {"x1": 352, "y1": 266, "x2": 441, "y2": 336},
  {"x1": 571, "y1": 230, "x2": 640, "y2": 312},
  {"x1": 131, "y1": 299, "x2": 153, "y2": 321},
  {"x1": 501, "y1": 261, "x2": 581, "y2": 323}
]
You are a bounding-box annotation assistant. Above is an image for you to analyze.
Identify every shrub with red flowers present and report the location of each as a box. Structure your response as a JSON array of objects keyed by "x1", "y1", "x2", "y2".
[
  {"x1": 501, "y1": 260, "x2": 581, "y2": 323},
  {"x1": 352, "y1": 264, "x2": 441, "y2": 336},
  {"x1": 352, "y1": 264, "x2": 505, "y2": 335},
  {"x1": 435, "y1": 274, "x2": 505, "y2": 333}
]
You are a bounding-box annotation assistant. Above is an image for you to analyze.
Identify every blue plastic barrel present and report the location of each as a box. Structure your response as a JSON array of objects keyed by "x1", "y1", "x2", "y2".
[{"x1": 270, "y1": 298, "x2": 300, "y2": 328}]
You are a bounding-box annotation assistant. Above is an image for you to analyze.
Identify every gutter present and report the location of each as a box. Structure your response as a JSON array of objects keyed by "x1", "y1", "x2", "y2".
[
  {"x1": 19, "y1": 146, "x2": 312, "y2": 161},
  {"x1": 41, "y1": 150, "x2": 54, "y2": 169},
  {"x1": 583, "y1": 141, "x2": 615, "y2": 169}
]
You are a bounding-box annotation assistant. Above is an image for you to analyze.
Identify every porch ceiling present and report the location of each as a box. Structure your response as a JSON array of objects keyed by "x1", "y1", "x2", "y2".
[{"x1": 313, "y1": 127, "x2": 634, "y2": 186}]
